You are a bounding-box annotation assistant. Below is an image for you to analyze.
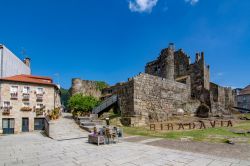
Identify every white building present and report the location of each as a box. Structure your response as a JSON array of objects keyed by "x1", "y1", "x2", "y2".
[
  {"x1": 0, "y1": 44, "x2": 31, "y2": 78},
  {"x1": 0, "y1": 74, "x2": 61, "y2": 134},
  {"x1": 236, "y1": 85, "x2": 250, "y2": 112}
]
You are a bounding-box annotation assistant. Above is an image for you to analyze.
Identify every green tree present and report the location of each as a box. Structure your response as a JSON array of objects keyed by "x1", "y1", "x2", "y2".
[
  {"x1": 60, "y1": 88, "x2": 70, "y2": 108},
  {"x1": 67, "y1": 94, "x2": 100, "y2": 116}
]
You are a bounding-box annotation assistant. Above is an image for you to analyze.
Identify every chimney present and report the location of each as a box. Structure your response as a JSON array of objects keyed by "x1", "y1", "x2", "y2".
[{"x1": 23, "y1": 57, "x2": 31, "y2": 68}]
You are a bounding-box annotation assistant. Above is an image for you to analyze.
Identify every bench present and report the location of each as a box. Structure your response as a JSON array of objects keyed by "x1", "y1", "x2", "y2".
[{"x1": 88, "y1": 135, "x2": 105, "y2": 146}]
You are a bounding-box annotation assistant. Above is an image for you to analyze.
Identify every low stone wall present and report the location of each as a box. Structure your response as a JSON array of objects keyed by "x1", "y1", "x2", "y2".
[
  {"x1": 44, "y1": 117, "x2": 50, "y2": 137},
  {"x1": 44, "y1": 117, "x2": 58, "y2": 139}
]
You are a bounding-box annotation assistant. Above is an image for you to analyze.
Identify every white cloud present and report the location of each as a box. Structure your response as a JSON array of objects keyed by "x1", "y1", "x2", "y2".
[
  {"x1": 129, "y1": 0, "x2": 158, "y2": 13},
  {"x1": 216, "y1": 72, "x2": 224, "y2": 77},
  {"x1": 185, "y1": 0, "x2": 199, "y2": 5}
]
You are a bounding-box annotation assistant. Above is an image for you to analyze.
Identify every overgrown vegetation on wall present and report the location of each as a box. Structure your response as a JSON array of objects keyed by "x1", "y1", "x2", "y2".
[{"x1": 95, "y1": 81, "x2": 109, "y2": 91}]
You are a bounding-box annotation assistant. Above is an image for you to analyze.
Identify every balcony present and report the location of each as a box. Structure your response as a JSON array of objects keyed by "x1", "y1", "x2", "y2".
[
  {"x1": 35, "y1": 105, "x2": 46, "y2": 116},
  {"x1": 22, "y1": 93, "x2": 30, "y2": 100},
  {"x1": 1, "y1": 106, "x2": 12, "y2": 115},
  {"x1": 36, "y1": 93, "x2": 44, "y2": 101},
  {"x1": 10, "y1": 93, "x2": 18, "y2": 100}
]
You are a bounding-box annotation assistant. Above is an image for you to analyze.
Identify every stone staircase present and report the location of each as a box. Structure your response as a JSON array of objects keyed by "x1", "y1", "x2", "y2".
[{"x1": 48, "y1": 113, "x2": 89, "y2": 141}]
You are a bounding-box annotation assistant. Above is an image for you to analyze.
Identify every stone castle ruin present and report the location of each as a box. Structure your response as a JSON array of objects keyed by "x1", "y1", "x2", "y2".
[
  {"x1": 70, "y1": 79, "x2": 102, "y2": 99},
  {"x1": 71, "y1": 43, "x2": 235, "y2": 126}
]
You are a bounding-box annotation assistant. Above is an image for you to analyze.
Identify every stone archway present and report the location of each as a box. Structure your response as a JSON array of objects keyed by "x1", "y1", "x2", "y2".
[{"x1": 196, "y1": 104, "x2": 210, "y2": 118}]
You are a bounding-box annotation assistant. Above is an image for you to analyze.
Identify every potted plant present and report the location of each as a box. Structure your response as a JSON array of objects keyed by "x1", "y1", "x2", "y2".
[{"x1": 20, "y1": 107, "x2": 32, "y2": 111}]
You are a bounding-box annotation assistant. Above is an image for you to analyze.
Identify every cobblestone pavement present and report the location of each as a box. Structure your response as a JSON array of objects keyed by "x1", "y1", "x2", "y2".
[
  {"x1": 48, "y1": 113, "x2": 88, "y2": 140},
  {"x1": 0, "y1": 133, "x2": 250, "y2": 166}
]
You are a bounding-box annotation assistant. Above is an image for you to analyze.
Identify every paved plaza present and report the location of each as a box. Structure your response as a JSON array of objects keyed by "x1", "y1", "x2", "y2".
[{"x1": 0, "y1": 132, "x2": 250, "y2": 166}]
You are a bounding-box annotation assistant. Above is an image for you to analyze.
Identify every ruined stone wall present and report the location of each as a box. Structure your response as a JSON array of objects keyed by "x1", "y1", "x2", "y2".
[
  {"x1": 189, "y1": 60, "x2": 204, "y2": 99},
  {"x1": 203, "y1": 64, "x2": 210, "y2": 90},
  {"x1": 105, "y1": 81, "x2": 135, "y2": 117},
  {"x1": 224, "y1": 87, "x2": 235, "y2": 109},
  {"x1": 174, "y1": 50, "x2": 190, "y2": 78},
  {"x1": 145, "y1": 45, "x2": 210, "y2": 107},
  {"x1": 132, "y1": 73, "x2": 190, "y2": 123},
  {"x1": 188, "y1": 53, "x2": 211, "y2": 108},
  {"x1": 145, "y1": 45, "x2": 175, "y2": 80},
  {"x1": 102, "y1": 73, "x2": 191, "y2": 126},
  {"x1": 210, "y1": 83, "x2": 235, "y2": 114},
  {"x1": 70, "y1": 78, "x2": 102, "y2": 98}
]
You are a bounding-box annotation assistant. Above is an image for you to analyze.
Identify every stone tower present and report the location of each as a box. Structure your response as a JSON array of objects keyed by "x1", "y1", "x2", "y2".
[
  {"x1": 70, "y1": 78, "x2": 102, "y2": 98},
  {"x1": 165, "y1": 43, "x2": 175, "y2": 80},
  {"x1": 71, "y1": 78, "x2": 83, "y2": 96}
]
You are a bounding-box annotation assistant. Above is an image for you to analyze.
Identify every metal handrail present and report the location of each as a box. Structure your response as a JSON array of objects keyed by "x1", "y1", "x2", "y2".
[{"x1": 92, "y1": 95, "x2": 118, "y2": 114}]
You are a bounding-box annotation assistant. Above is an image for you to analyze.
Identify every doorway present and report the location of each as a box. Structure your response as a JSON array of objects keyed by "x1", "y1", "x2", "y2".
[
  {"x1": 34, "y1": 118, "x2": 45, "y2": 130},
  {"x1": 2, "y1": 118, "x2": 15, "y2": 134},
  {"x1": 22, "y1": 118, "x2": 29, "y2": 132}
]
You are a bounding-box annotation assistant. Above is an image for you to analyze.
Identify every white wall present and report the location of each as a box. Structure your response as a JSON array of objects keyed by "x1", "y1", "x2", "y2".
[{"x1": 0, "y1": 45, "x2": 31, "y2": 78}]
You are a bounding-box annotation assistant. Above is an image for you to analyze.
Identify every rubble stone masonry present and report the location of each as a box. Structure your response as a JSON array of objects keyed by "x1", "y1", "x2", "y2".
[{"x1": 70, "y1": 78, "x2": 102, "y2": 99}]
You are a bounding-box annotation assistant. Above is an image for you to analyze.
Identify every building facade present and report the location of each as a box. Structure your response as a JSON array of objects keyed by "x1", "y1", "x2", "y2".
[
  {"x1": 0, "y1": 75, "x2": 61, "y2": 134},
  {"x1": 236, "y1": 85, "x2": 250, "y2": 112},
  {"x1": 0, "y1": 44, "x2": 31, "y2": 78}
]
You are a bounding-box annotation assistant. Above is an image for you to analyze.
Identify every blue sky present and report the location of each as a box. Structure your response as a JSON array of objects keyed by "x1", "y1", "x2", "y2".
[{"x1": 0, "y1": 0, "x2": 249, "y2": 89}]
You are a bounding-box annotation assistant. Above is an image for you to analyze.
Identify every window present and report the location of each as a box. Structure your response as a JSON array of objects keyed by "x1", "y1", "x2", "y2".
[
  {"x1": 23, "y1": 102, "x2": 30, "y2": 107},
  {"x1": 36, "y1": 88, "x2": 44, "y2": 95},
  {"x1": 3, "y1": 101, "x2": 10, "y2": 107},
  {"x1": 36, "y1": 103, "x2": 43, "y2": 109},
  {"x1": 10, "y1": 86, "x2": 18, "y2": 94},
  {"x1": 23, "y1": 87, "x2": 30, "y2": 94}
]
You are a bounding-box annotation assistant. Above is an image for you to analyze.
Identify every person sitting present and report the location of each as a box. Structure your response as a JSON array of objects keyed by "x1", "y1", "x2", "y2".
[
  {"x1": 92, "y1": 127, "x2": 98, "y2": 136},
  {"x1": 105, "y1": 128, "x2": 112, "y2": 144}
]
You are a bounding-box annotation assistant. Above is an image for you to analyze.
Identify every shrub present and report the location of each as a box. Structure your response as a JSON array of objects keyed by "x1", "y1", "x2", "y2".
[
  {"x1": 49, "y1": 108, "x2": 60, "y2": 120},
  {"x1": 67, "y1": 94, "x2": 100, "y2": 116}
]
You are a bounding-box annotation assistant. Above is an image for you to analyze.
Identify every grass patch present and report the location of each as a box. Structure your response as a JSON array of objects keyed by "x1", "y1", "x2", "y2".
[{"x1": 123, "y1": 121, "x2": 250, "y2": 143}]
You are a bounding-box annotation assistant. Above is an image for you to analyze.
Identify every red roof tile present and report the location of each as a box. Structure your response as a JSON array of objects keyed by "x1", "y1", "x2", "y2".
[{"x1": 0, "y1": 74, "x2": 56, "y2": 87}]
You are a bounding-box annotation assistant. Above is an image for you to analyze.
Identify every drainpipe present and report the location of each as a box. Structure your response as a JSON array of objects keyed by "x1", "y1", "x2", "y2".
[{"x1": 0, "y1": 46, "x2": 3, "y2": 78}]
